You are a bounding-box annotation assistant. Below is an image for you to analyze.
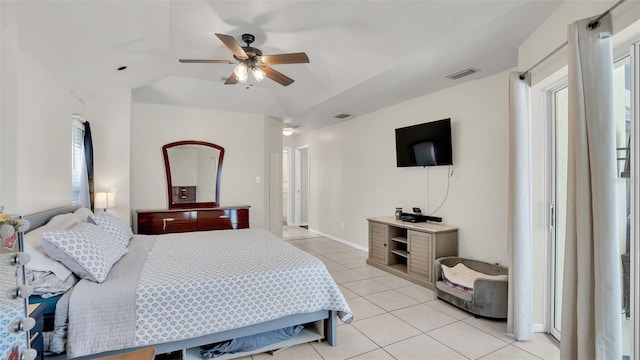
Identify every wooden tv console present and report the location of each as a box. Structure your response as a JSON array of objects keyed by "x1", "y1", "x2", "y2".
[{"x1": 366, "y1": 216, "x2": 458, "y2": 290}]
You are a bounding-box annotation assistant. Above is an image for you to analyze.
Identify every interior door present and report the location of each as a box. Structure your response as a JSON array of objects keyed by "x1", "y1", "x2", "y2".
[
  {"x1": 282, "y1": 148, "x2": 291, "y2": 226},
  {"x1": 295, "y1": 145, "x2": 309, "y2": 227}
]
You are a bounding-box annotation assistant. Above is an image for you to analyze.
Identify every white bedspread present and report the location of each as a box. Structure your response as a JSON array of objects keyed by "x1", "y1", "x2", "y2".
[{"x1": 67, "y1": 229, "x2": 352, "y2": 358}]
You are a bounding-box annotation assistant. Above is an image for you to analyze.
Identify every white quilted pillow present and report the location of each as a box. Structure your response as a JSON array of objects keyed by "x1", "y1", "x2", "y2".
[
  {"x1": 88, "y1": 212, "x2": 133, "y2": 249},
  {"x1": 23, "y1": 213, "x2": 83, "y2": 281},
  {"x1": 42, "y1": 222, "x2": 127, "y2": 283}
]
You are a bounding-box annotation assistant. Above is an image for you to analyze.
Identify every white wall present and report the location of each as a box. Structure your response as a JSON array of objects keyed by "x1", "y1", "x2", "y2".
[
  {"x1": 7, "y1": 49, "x2": 85, "y2": 215},
  {"x1": 0, "y1": 1, "x2": 19, "y2": 213},
  {"x1": 130, "y1": 103, "x2": 268, "y2": 230},
  {"x1": 264, "y1": 116, "x2": 283, "y2": 236},
  {"x1": 293, "y1": 70, "x2": 510, "y2": 264},
  {"x1": 84, "y1": 91, "x2": 132, "y2": 224},
  {"x1": 2, "y1": 2, "x2": 132, "y2": 220}
]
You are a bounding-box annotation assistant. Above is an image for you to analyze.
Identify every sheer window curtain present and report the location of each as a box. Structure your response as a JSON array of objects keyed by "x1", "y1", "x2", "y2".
[
  {"x1": 561, "y1": 13, "x2": 621, "y2": 359},
  {"x1": 72, "y1": 117, "x2": 93, "y2": 210},
  {"x1": 507, "y1": 72, "x2": 534, "y2": 341}
]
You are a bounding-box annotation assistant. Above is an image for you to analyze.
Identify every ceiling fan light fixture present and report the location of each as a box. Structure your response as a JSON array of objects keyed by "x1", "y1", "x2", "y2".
[
  {"x1": 282, "y1": 126, "x2": 293, "y2": 136},
  {"x1": 252, "y1": 67, "x2": 266, "y2": 81},
  {"x1": 234, "y1": 62, "x2": 248, "y2": 78}
]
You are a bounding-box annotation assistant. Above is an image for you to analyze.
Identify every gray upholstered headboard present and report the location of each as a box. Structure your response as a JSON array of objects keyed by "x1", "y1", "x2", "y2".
[{"x1": 24, "y1": 205, "x2": 81, "y2": 233}]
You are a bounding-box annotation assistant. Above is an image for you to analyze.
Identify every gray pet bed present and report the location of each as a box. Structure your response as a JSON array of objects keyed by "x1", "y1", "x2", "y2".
[{"x1": 434, "y1": 257, "x2": 508, "y2": 319}]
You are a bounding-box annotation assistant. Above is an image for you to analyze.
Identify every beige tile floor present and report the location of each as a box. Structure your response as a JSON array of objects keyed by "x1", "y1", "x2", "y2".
[{"x1": 254, "y1": 226, "x2": 560, "y2": 360}]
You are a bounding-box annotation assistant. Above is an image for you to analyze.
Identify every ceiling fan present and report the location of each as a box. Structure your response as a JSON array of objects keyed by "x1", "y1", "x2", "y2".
[{"x1": 179, "y1": 33, "x2": 309, "y2": 87}]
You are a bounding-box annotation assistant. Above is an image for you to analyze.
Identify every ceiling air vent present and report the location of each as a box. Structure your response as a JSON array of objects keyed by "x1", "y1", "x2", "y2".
[
  {"x1": 334, "y1": 113, "x2": 351, "y2": 119},
  {"x1": 445, "y1": 67, "x2": 480, "y2": 80}
]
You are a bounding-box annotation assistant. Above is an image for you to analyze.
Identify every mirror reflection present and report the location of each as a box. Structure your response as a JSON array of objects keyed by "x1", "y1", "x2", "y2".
[{"x1": 163, "y1": 141, "x2": 224, "y2": 209}]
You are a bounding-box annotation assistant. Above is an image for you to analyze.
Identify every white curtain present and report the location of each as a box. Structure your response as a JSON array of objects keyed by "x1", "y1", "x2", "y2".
[
  {"x1": 507, "y1": 72, "x2": 533, "y2": 341},
  {"x1": 79, "y1": 151, "x2": 91, "y2": 209},
  {"x1": 561, "y1": 13, "x2": 621, "y2": 359}
]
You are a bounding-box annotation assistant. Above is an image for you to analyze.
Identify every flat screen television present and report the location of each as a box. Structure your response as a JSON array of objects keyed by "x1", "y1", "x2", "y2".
[{"x1": 395, "y1": 118, "x2": 453, "y2": 167}]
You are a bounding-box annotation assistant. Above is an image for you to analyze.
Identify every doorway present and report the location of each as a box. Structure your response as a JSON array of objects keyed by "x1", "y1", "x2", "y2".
[
  {"x1": 282, "y1": 147, "x2": 292, "y2": 225},
  {"x1": 295, "y1": 145, "x2": 309, "y2": 227}
]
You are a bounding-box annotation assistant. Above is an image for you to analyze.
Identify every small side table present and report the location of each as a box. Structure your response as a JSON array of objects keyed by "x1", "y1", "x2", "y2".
[{"x1": 28, "y1": 303, "x2": 46, "y2": 360}]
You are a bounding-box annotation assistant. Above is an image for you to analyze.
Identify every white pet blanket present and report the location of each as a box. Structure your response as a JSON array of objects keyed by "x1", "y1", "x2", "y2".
[{"x1": 441, "y1": 262, "x2": 508, "y2": 291}]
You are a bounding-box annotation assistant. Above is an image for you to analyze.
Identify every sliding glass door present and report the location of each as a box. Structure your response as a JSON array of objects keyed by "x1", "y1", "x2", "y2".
[
  {"x1": 547, "y1": 54, "x2": 634, "y2": 355},
  {"x1": 613, "y1": 55, "x2": 632, "y2": 358},
  {"x1": 549, "y1": 83, "x2": 568, "y2": 341}
]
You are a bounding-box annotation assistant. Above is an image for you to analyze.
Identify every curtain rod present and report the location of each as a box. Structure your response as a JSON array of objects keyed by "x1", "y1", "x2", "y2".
[{"x1": 519, "y1": 0, "x2": 626, "y2": 80}]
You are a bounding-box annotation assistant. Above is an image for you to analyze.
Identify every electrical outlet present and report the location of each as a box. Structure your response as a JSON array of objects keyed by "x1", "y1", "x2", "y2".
[{"x1": 340, "y1": 222, "x2": 345, "y2": 229}]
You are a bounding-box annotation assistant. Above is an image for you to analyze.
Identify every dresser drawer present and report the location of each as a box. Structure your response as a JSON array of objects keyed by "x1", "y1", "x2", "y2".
[
  {"x1": 30, "y1": 332, "x2": 43, "y2": 360},
  {"x1": 197, "y1": 210, "x2": 233, "y2": 230},
  {"x1": 28, "y1": 303, "x2": 46, "y2": 360},
  {"x1": 137, "y1": 207, "x2": 250, "y2": 235},
  {"x1": 138, "y1": 211, "x2": 197, "y2": 235},
  {"x1": 197, "y1": 208, "x2": 250, "y2": 230},
  {"x1": 172, "y1": 186, "x2": 196, "y2": 204}
]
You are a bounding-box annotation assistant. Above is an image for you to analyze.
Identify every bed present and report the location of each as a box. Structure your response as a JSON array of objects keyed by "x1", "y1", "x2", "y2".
[{"x1": 23, "y1": 206, "x2": 352, "y2": 359}]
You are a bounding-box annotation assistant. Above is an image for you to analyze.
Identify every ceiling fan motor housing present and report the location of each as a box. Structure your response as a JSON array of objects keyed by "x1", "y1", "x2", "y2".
[
  {"x1": 235, "y1": 33, "x2": 263, "y2": 61},
  {"x1": 241, "y1": 33, "x2": 255, "y2": 45},
  {"x1": 234, "y1": 46, "x2": 263, "y2": 61}
]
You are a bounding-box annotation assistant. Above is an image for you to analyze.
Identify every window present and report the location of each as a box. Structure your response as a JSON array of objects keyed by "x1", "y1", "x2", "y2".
[{"x1": 71, "y1": 116, "x2": 87, "y2": 206}]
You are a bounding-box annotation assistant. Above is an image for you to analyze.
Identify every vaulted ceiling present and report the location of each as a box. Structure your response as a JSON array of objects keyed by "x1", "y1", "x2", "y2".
[{"x1": 16, "y1": 0, "x2": 562, "y2": 133}]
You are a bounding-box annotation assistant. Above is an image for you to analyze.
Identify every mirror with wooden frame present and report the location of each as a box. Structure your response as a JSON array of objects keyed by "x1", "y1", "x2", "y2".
[{"x1": 162, "y1": 140, "x2": 224, "y2": 209}]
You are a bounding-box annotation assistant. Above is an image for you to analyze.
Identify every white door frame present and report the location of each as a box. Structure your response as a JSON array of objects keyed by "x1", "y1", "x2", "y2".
[
  {"x1": 295, "y1": 145, "x2": 309, "y2": 226},
  {"x1": 545, "y1": 78, "x2": 568, "y2": 341},
  {"x1": 630, "y1": 41, "x2": 639, "y2": 360},
  {"x1": 283, "y1": 147, "x2": 294, "y2": 226},
  {"x1": 533, "y1": 66, "x2": 568, "y2": 339}
]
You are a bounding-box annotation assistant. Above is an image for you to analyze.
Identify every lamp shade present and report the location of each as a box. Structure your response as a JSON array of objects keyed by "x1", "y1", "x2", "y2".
[{"x1": 95, "y1": 192, "x2": 116, "y2": 210}]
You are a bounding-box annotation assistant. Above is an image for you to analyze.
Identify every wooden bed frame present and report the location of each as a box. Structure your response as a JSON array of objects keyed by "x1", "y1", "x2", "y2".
[{"x1": 25, "y1": 206, "x2": 338, "y2": 359}]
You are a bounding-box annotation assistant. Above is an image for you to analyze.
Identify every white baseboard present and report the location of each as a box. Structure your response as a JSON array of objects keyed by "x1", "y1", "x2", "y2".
[
  {"x1": 533, "y1": 323, "x2": 545, "y2": 333},
  {"x1": 308, "y1": 228, "x2": 369, "y2": 252}
]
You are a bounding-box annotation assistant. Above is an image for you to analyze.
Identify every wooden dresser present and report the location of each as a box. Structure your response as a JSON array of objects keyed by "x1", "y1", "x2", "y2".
[{"x1": 136, "y1": 206, "x2": 250, "y2": 235}]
